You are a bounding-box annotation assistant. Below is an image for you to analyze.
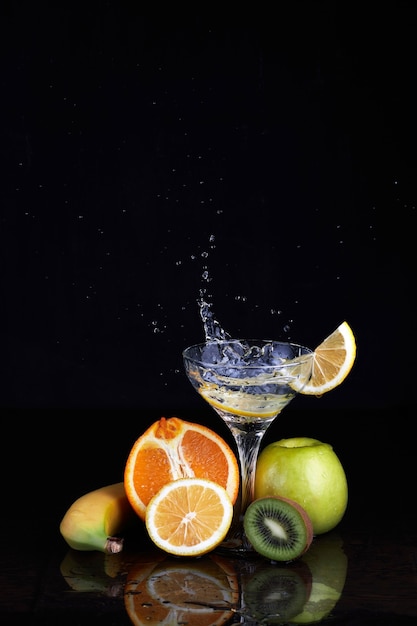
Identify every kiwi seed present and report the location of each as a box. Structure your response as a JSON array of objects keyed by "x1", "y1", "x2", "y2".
[{"x1": 243, "y1": 496, "x2": 313, "y2": 562}]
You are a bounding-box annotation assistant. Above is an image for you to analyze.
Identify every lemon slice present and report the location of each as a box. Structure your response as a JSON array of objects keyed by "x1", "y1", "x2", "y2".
[
  {"x1": 298, "y1": 321, "x2": 356, "y2": 396},
  {"x1": 200, "y1": 386, "x2": 286, "y2": 418},
  {"x1": 145, "y1": 477, "x2": 233, "y2": 557}
]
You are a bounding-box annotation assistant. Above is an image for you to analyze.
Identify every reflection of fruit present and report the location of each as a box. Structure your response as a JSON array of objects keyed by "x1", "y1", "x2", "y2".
[
  {"x1": 243, "y1": 496, "x2": 313, "y2": 562},
  {"x1": 60, "y1": 549, "x2": 125, "y2": 596},
  {"x1": 209, "y1": 552, "x2": 240, "y2": 594},
  {"x1": 244, "y1": 562, "x2": 312, "y2": 624},
  {"x1": 124, "y1": 554, "x2": 239, "y2": 626},
  {"x1": 290, "y1": 531, "x2": 348, "y2": 623},
  {"x1": 124, "y1": 417, "x2": 239, "y2": 520},
  {"x1": 59, "y1": 482, "x2": 137, "y2": 553},
  {"x1": 255, "y1": 437, "x2": 348, "y2": 535},
  {"x1": 296, "y1": 321, "x2": 356, "y2": 396},
  {"x1": 145, "y1": 477, "x2": 233, "y2": 556}
]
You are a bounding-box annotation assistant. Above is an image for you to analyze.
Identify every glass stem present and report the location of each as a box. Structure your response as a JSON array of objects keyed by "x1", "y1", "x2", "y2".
[{"x1": 228, "y1": 422, "x2": 273, "y2": 515}]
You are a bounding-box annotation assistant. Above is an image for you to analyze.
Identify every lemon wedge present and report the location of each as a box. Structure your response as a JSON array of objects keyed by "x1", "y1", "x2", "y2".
[{"x1": 299, "y1": 321, "x2": 356, "y2": 395}]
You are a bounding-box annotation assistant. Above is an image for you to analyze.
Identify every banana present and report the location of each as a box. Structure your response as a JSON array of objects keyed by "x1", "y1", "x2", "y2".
[{"x1": 59, "y1": 482, "x2": 137, "y2": 554}]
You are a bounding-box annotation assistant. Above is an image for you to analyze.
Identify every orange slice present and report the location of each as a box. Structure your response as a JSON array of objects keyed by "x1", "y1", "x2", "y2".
[
  {"x1": 124, "y1": 417, "x2": 239, "y2": 520},
  {"x1": 298, "y1": 321, "x2": 356, "y2": 395},
  {"x1": 145, "y1": 477, "x2": 234, "y2": 557}
]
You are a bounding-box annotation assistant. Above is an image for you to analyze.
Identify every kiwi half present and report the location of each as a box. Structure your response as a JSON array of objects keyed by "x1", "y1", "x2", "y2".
[{"x1": 243, "y1": 496, "x2": 313, "y2": 562}]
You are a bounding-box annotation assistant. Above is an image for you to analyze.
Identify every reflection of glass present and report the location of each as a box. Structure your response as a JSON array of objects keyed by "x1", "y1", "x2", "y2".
[{"x1": 183, "y1": 339, "x2": 313, "y2": 553}]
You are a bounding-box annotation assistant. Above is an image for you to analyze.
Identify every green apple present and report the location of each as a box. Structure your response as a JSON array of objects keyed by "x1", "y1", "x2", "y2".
[{"x1": 254, "y1": 437, "x2": 348, "y2": 535}]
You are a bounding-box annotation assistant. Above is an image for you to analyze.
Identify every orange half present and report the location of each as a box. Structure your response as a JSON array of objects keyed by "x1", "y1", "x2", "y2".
[{"x1": 124, "y1": 417, "x2": 239, "y2": 520}]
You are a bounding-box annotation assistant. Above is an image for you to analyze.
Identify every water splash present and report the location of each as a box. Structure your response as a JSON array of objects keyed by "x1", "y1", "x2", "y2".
[
  {"x1": 198, "y1": 297, "x2": 230, "y2": 342},
  {"x1": 196, "y1": 231, "x2": 232, "y2": 342}
]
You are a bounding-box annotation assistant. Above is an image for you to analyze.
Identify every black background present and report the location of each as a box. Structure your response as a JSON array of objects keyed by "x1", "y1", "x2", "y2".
[{"x1": 1, "y1": 3, "x2": 416, "y2": 526}]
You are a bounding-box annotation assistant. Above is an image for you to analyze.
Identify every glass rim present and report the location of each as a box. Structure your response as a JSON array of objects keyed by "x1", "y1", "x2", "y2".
[{"x1": 182, "y1": 338, "x2": 314, "y2": 367}]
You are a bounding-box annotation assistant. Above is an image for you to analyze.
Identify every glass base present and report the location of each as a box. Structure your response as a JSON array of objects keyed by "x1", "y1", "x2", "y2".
[{"x1": 215, "y1": 517, "x2": 259, "y2": 558}]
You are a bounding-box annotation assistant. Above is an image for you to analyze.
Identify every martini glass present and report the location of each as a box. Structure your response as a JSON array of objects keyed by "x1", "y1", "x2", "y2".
[{"x1": 182, "y1": 338, "x2": 314, "y2": 555}]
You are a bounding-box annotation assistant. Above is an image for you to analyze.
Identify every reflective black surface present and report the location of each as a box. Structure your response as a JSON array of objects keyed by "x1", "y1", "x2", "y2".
[
  {"x1": 4, "y1": 518, "x2": 417, "y2": 625},
  {"x1": 2, "y1": 407, "x2": 416, "y2": 624}
]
